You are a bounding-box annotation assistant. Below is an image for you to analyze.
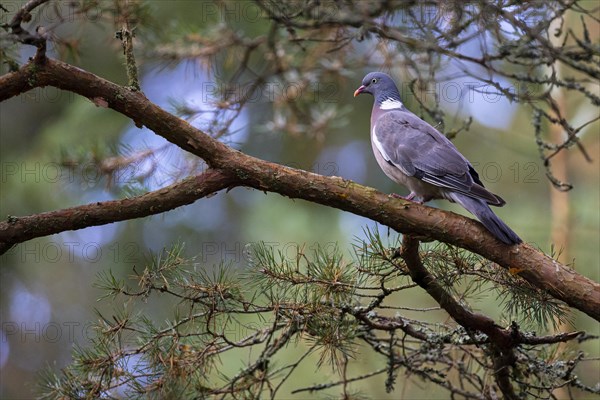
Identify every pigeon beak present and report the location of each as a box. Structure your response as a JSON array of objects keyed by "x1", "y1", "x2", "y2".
[{"x1": 354, "y1": 85, "x2": 365, "y2": 97}]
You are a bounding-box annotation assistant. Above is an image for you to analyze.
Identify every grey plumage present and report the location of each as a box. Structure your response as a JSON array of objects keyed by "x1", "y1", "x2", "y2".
[{"x1": 355, "y1": 72, "x2": 521, "y2": 245}]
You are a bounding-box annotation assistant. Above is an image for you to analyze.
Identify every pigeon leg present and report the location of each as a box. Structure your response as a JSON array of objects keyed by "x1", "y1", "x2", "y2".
[{"x1": 391, "y1": 192, "x2": 423, "y2": 204}]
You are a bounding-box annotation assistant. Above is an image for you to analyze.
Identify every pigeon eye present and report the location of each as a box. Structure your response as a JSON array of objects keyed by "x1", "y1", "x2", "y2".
[{"x1": 371, "y1": 78, "x2": 378, "y2": 84}]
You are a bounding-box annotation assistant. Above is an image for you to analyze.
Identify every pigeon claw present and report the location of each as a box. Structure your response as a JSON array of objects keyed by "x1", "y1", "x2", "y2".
[{"x1": 391, "y1": 192, "x2": 422, "y2": 203}]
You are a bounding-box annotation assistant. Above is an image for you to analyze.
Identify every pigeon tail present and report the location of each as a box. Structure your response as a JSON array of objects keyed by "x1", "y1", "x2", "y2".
[{"x1": 448, "y1": 193, "x2": 522, "y2": 245}]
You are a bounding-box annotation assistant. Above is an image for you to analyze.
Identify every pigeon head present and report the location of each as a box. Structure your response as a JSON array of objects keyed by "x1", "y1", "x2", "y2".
[{"x1": 354, "y1": 72, "x2": 403, "y2": 110}]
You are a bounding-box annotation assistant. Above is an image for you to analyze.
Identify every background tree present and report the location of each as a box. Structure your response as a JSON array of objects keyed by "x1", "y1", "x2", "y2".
[{"x1": 0, "y1": 1, "x2": 598, "y2": 399}]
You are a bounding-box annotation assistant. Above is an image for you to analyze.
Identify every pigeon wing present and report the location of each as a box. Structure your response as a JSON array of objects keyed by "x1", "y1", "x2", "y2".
[{"x1": 374, "y1": 111, "x2": 503, "y2": 205}]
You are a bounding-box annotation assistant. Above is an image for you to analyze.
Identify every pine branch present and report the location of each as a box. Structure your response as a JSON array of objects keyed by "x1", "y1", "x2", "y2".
[
  {"x1": 115, "y1": 0, "x2": 140, "y2": 91},
  {"x1": 0, "y1": 57, "x2": 598, "y2": 322},
  {"x1": 0, "y1": 169, "x2": 235, "y2": 254},
  {"x1": 4, "y1": 0, "x2": 49, "y2": 61}
]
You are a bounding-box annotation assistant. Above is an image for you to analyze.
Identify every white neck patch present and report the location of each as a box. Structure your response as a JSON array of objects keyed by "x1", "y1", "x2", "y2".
[{"x1": 379, "y1": 98, "x2": 403, "y2": 110}]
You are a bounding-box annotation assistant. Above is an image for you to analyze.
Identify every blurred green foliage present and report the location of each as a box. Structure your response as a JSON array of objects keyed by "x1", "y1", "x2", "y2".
[{"x1": 0, "y1": 0, "x2": 598, "y2": 398}]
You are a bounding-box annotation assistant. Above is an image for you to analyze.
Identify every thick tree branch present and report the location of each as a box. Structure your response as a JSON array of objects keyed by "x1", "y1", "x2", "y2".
[
  {"x1": 400, "y1": 236, "x2": 510, "y2": 344},
  {"x1": 0, "y1": 169, "x2": 235, "y2": 254},
  {"x1": 399, "y1": 236, "x2": 588, "y2": 398},
  {"x1": 401, "y1": 235, "x2": 520, "y2": 398},
  {"x1": 0, "y1": 58, "x2": 599, "y2": 322}
]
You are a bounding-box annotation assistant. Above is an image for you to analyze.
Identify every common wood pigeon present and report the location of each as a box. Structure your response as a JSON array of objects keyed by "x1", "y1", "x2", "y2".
[{"x1": 354, "y1": 72, "x2": 521, "y2": 245}]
